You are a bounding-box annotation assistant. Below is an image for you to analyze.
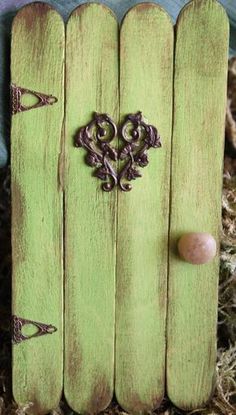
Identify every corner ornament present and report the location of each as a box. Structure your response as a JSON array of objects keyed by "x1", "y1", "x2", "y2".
[
  {"x1": 74, "y1": 112, "x2": 161, "y2": 192},
  {"x1": 11, "y1": 84, "x2": 58, "y2": 115},
  {"x1": 12, "y1": 315, "x2": 57, "y2": 344}
]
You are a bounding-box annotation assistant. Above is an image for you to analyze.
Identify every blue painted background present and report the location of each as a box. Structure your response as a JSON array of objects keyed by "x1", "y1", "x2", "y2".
[{"x1": 0, "y1": 0, "x2": 235, "y2": 167}]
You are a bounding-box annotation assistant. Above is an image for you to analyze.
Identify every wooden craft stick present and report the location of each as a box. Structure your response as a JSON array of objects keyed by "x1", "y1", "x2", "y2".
[
  {"x1": 115, "y1": 4, "x2": 173, "y2": 412},
  {"x1": 11, "y1": 3, "x2": 64, "y2": 413},
  {"x1": 167, "y1": 0, "x2": 229, "y2": 409},
  {"x1": 64, "y1": 4, "x2": 119, "y2": 413}
]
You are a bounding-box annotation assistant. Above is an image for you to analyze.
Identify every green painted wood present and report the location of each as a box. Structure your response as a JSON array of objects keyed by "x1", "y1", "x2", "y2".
[
  {"x1": 64, "y1": 4, "x2": 119, "y2": 413},
  {"x1": 11, "y1": 3, "x2": 64, "y2": 414},
  {"x1": 167, "y1": 0, "x2": 229, "y2": 410},
  {"x1": 115, "y1": 4, "x2": 173, "y2": 412}
]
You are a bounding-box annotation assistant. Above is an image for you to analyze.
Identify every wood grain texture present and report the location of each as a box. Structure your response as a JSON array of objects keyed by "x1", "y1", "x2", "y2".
[
  {"x1": 11, "y1": 3, "x2": 64, "y2": 414},
  {"x1": 64, "y1": 4, "x2": 118, "y2": 413},
  {"x1": 167, "y1": 0, "x2": 229, "y2": 410},
  {"x1": 115, "y1": 4, "x2": 173, "y2": 412}
]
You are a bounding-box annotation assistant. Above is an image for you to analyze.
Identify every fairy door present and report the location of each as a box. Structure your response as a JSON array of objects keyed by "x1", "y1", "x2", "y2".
[{"x1": 11, "y1": 1, "x2": 229, "y2": 414}]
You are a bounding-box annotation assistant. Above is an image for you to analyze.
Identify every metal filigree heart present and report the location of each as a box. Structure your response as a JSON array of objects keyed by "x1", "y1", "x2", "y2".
[{"x1": 74, "y1": 111, "x2": 161, "y2": 192}]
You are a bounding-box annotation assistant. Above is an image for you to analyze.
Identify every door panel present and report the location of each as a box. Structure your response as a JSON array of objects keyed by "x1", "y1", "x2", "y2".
[
  {"x1": 167, "y1": 0, "x2": 229, "y2": 410},
  {"x1": 64, "y1": 4, "x2": 119, "y2": 413},
  {"x1": 115, "y1": 4, "x2": 173, "y2": 412},
  {"x1": 11, "y1": 3, "x2": 64, "y2": 413}
]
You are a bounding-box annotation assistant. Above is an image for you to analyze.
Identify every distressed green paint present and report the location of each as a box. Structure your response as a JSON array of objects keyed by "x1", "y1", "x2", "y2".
[
  {"x1": 167, "y1": 0, "x2": 229, "y2": 410},
  {"x1": 11, "y1": 3, "x2": 64, "y2": 414},
  {"x1": 115, "y1": 4, "x2": 173, "y2": 412},
  {"x1": 64, "y1": 4, "x2": 118, "y2": 413}
]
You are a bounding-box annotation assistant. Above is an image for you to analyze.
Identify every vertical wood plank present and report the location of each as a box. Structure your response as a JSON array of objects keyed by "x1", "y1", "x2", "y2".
[
  {"x1": 64, "y1": 4, "x2": 118, "y2": 413},
  {"x1": 11, "y1": 4, "x2": 64, "y2": 414},
  {"x1": 115, "y1": 4, "x2": 173, "y2": 412},
  {"x1": 167, "y1": 0, "x2": 229, "y2": 410}
]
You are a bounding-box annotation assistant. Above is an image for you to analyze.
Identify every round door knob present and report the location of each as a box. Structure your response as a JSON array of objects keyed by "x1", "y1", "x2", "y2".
[{"x1": 178, "y1": 232, "x2": 217, "y2": 265}]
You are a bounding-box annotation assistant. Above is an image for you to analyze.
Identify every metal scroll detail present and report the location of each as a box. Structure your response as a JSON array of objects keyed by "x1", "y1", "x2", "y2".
[
  {"x1": 119, "y1": 112, "x2": 161, "y2": 191},
  {"x1": 75, "y1": 112, "x2": 118, "y2": 192},
  {"x1": 11, "y1": 84, "x2": 58, "y2": 115},
  {"x1": 75, "y1": 111, "x2": 161, "y2": 192},
  {"x1": 12, "y1": 315, "x2": 57, "y2": 344}
]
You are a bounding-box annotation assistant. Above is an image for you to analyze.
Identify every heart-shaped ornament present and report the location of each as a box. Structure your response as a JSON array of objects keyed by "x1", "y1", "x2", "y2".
[{"x1": 75, "y1": 111, "x2": 161, "y2": 192}]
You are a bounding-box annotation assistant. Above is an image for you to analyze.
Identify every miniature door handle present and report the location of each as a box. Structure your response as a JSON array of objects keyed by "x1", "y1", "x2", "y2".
[{"x1": 177, "y1": 232, "x2": 217, "y2": 265}]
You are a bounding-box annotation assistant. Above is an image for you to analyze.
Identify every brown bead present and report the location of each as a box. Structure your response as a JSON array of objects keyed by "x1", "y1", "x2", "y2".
[{"x1": 178, "y1": 233, "x2": 217, "y2": 265}]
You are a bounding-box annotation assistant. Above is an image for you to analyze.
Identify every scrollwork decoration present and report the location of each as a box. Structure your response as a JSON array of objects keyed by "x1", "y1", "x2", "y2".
[
  {"x1": 75, "y1": 111, "x2": 161, "y2": 192},
  {"x1": 75, "y1": 112, "x2": 118, "y2": 192}
]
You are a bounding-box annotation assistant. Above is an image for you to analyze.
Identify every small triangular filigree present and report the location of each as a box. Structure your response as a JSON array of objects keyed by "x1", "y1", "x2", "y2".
[
  {"x1": 11, "y1": 84, "x2": 58, "y2": 115},
  {"x1": 12, "y1": 315, "x2": 57, "y2": 344}
]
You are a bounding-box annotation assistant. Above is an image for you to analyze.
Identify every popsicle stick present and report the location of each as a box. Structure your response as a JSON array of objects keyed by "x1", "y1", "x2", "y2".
[
  {"x1": 167, "y1": 0, "x2": 229, "y2": 410},
  {"x1": 64, "y1": 4, "x2": 118, "y2": 413},
  {"x1": 11, "y1": 3, "x2": 64, "y2": 414},
  {"x1": 115, "y1": 4, "x2": 173, "y2": 412}
]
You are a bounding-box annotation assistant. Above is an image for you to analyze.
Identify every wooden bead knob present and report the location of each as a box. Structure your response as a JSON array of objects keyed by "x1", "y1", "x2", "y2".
[{"x1": 178, "y1": 232, "x2": 217, "y2": 265}]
